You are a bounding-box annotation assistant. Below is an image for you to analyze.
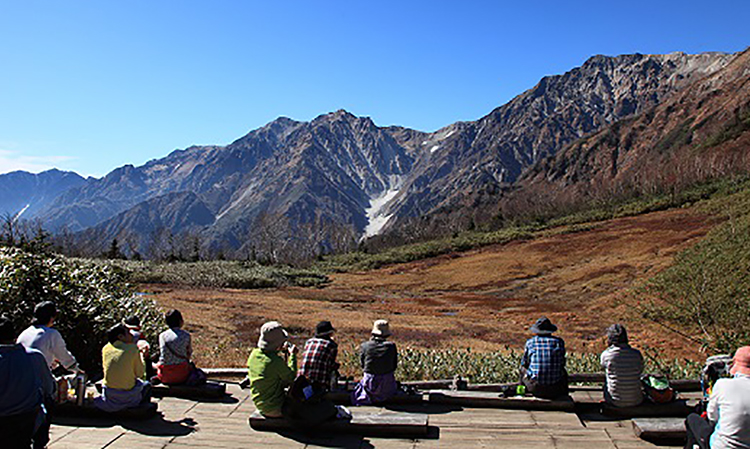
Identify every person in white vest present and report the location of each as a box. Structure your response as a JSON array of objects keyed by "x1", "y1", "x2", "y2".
[
  {"x1": 685, "y1": 346, "x2": 750, "y2": 449},
  {"x1": 600, "y1": 323, "x2": 644, "y2": 407},
  {"x1": 17, "y1": 301, "x2": 83, "y2": 374}
]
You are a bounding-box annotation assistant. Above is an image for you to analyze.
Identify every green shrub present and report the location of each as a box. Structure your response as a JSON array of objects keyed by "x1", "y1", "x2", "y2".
[
  {"x1": 635, "y1": 183, "x2": 750, "y2": 354},
  {"x1": 320, "y1": 227, "x2": 534, "y2": 272},
  {"x1": 336, "y1": 347, "x2": 701, "y2": 383},
  {"x1": 0, "y1": 247, "x2": 162, "y2": 373},
  {"x1": 636, "y1": 213, "x2": 750, "y2": 353},
  {"x1": 95, "y1": 259, "x2": 330, "y2": 289}
]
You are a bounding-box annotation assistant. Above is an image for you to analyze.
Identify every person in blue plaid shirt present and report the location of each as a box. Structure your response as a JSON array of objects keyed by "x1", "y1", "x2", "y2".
[
  {"x1": 299, "y1": 321, "x2": 340, "y2": 390},
  {"x1": 520, "y1": 316, "x2": 568, "y2": 399}
]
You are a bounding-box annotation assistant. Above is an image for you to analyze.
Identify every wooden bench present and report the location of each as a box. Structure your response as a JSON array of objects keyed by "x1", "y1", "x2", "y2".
[
  {"x1": 151, "y1": 381, "x2": 226, "y2": 400},
  {"x1": 248, "y1": 411, "x2": 429, "y2": 437},
  {"x1": 632, "y1": 417, "x2": 686, "y2": 443},
  {"x1": 54, "y1": 401, "x2": 158, "y2": 420},
  {"x1": 427, "y1": 390, "x2": 575, "y2": 411},
  {"x1": 324, "y1": 391, "x2": 424, "y2": 405},
  {"x1": 602, "y1": 399, "x2": 694, "y2": 418}
]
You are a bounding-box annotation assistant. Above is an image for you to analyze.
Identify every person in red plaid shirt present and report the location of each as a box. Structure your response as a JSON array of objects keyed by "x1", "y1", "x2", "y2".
[{"x1": 299, "y1": 321, "x2": 340, "y2": 390}]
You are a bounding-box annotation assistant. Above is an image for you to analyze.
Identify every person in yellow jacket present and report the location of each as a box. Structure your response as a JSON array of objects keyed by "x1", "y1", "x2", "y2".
[
  {"x1": 94, "y1": 323, "x2": 152, "y2": 412},
  {"x1": 247, "y1": 321, "x2": 297, "y2": 417}
]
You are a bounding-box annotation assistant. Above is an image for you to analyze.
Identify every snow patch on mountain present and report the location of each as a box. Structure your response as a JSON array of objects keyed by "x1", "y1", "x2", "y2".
[
  {"x1": 15, "y1": 203, "x2": 30, "y2": 220},
  {"x1": 430, "y1": 145, "x2": 441, "y2": 153},
  {"x1": 216, "y1": 182, "x2": 258, "y2": 221},
  {"x1": 363, "y1": 177, "x2": 402, "y2": 237}
]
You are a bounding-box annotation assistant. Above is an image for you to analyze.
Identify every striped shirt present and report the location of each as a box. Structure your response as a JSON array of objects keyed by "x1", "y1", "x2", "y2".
[{"x1": 600, "y1": 344, "x2": 644, "y2": 407}]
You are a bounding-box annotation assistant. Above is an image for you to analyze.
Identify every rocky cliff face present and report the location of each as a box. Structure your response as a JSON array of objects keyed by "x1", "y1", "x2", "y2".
[
  {"x1": 511, "y1": 48, "x2": 750, "y2": 211},
  {"x1": 44, "y1": 110, "x2": 416, "y2": 254},
  {"x1": 21, "y1": 51, "x2": 739, "y2": 256},
  {"x1": 383, "y1": 52, "x2": 735, "y2": 231}
]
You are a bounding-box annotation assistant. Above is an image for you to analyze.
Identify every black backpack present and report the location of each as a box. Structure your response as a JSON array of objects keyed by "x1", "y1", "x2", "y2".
[{"x1": 284, "y1": 375, "x2": 337, "y2": 429}]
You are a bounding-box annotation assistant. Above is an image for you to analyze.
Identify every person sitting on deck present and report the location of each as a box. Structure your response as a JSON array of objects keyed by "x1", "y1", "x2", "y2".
[
  {"x1": 520, "y1": 316, "x2": 568, "y2": 399},
  {"x1": 94, "y1": 323, "x2": 152, "y2": 412},
  {"x1": 684, "y1": 346, "x2": 750, "y2": 449},
  {"x1": 299, "y1": 320, "x2": 340, "y2": 391},
  {"x1": 17, "y1": 301, "x2": 83, "y2": 374},
  {"x1": 600, "y1": 323, "x2": 643, "y2": 408},
  {"x1": 157, "y1": 309, "x2": 205, "y2": 385},
  {"x1": 248, "y1": 321, "x2": 298, "y2": 418},
  {"x1": 125, "y1": 315, "x2": 155, "y2": 379},
  {"x1": 0, "y1": 315, "x2": 55, "y2": 449},
  {"x1": 351, "y1": 319, "x2": 399, "y2": 406},
  {"x1": 125, "y1": 315, "x2": 144, "y2": 344}
]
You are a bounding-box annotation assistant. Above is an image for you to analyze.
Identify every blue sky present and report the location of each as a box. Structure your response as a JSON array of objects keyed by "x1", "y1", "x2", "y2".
[{"x1": 0, "y1": 1, "x2": 748, "y2": 177}]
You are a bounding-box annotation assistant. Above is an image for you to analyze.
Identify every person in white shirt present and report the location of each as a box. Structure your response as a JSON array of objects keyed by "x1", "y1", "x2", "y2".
[
  {"x1": 16, "y1": 301, "x2": 82, "y2": 373},
  {"x1": 685, "y1": 346, "x2": 750, "y2": 449}
]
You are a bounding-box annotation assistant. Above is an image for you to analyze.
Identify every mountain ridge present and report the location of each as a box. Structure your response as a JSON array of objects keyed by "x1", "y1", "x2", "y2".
[
  {"x1": 506, "y1": 48, "x2": 750, "y2": 217},
  {"x1": 0, "y1": 169, "x2": 88, "y2": 221},
  {"x1": 5, "y1": 50, "x2": 742, "y2": 258}
]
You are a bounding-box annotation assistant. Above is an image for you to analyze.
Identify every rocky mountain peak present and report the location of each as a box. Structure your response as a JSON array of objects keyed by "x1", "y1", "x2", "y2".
[
  {"x1": 13, "y1": 49, "x2": 743, "y2": 258},
  {"x1": 311, "y1": 109, "x2": 362, "y2": 126},
  {"x1": 380, "y1": 50, "x2": 736, "y2": 234}
]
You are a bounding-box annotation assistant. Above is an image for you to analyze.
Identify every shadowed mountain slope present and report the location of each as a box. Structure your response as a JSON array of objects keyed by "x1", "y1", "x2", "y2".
[{"x1": 0, "y1": 169, "x2": 88, "y2": 220}]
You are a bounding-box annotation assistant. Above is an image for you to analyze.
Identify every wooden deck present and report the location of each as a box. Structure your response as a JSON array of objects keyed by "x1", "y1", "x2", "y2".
[{"x1": 47, "y1": 384, "x2": 681, "y2": 448}]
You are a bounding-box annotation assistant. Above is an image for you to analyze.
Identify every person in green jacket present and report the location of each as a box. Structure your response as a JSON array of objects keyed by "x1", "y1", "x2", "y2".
[{"x1": 247, "y1": 321, "x2": 297, "y2": 417}]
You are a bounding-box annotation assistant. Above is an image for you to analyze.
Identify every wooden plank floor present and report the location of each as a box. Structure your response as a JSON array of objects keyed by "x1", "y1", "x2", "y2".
[{"x1": 48, "y1": 384, "x2": 680, "y2": 448}]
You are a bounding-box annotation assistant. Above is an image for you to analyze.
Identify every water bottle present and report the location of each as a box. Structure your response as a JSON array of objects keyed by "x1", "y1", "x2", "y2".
[
  {"x1": 75, "y1": 373, "x2": 86, "y2": 406},
  {"x1": 330, "y1": 370, "x2": 340, "y2": 392},
  {"x1": 55, "y1": 377, "x2": 68, "y2": 404}
]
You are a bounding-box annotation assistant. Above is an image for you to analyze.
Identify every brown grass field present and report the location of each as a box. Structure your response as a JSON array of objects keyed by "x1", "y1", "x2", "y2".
[{"x1": 147, "y1": 207, "x2": 716, "y2": 368}]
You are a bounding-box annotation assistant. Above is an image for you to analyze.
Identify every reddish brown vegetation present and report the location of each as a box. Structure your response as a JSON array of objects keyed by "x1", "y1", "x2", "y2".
[{"x1": 149, "y1": 207, "x2": 716, "y2": 368}]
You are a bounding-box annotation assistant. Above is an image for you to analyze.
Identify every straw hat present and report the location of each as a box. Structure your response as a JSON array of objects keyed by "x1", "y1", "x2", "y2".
[
  {"x1": 731, "y1": 346, "x2": 750, "y2": 376},
  {"x1": 258, "y1": 321, "x2": 288, "y2": 351},
  {"x1": 371, "y1": 319, "x2": 391, "y2": 337}
]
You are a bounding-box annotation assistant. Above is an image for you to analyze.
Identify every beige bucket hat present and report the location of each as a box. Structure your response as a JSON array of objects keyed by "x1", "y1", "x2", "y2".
[
  {"x1": 258, "y1": 321, "x2": 288, "y2": 351},
  {"x1": 371, "y1": 319, "x2": 391, "y2": 337}
]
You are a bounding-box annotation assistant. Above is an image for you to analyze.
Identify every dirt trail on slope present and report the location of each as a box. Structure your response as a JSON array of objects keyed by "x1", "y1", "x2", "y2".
[{"x1": 149, "y1": 208, "x2": 716, "y2": 367}]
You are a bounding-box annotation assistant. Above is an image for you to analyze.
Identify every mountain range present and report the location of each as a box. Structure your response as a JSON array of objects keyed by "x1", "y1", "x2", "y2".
[
  {"x1": 511, "y1": 47, "x2": 750, "y2": 214},
  {"x1": 2, "y1": 49, "x2": 746, "y2": 258}
]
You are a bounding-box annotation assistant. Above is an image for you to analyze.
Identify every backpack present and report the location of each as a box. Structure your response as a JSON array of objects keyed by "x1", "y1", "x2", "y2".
[
  {"x1": 702, "y1": 355, "x2": 732, "y2": 397},
  {"x1": 284, "y1": 375, "x2": 337, "y2": 429},
  {"x1": 641, "y1": 375, "x2": 675, "y2": 404}
]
